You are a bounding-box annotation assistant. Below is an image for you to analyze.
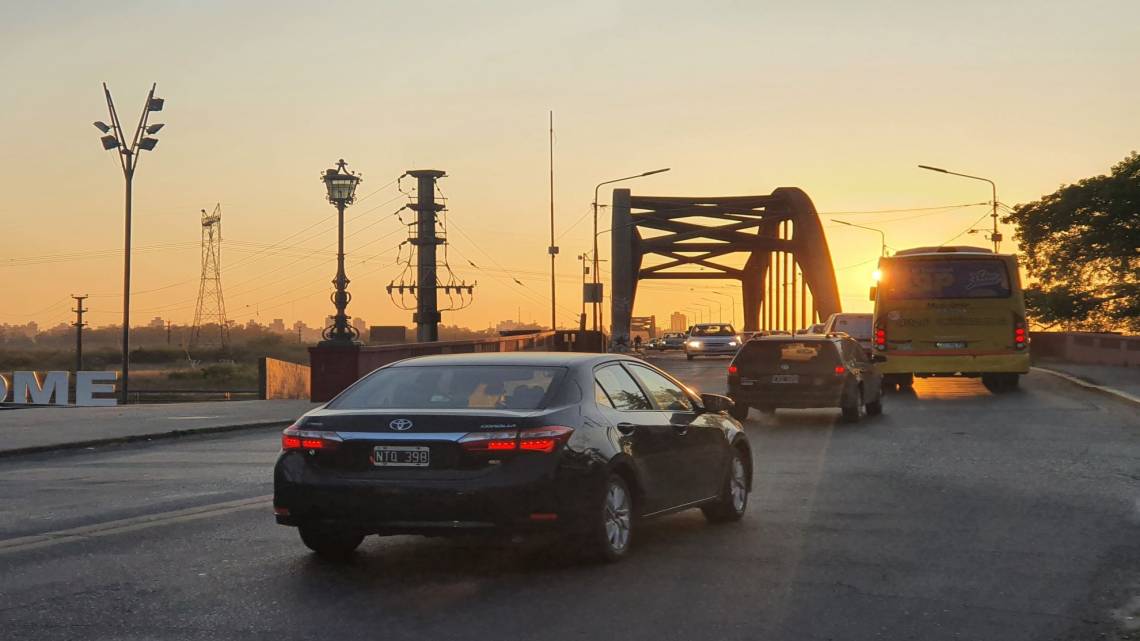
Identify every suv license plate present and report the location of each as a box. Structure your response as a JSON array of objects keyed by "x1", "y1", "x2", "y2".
[
  {"x1": 771, "y1": 375, "x2": 799, "y2": 384},
  {"x1": 936, "y1": 342, "x2": 967, "y2": 349},
  {"x1": 372, "y1": 445, "x2": 430, "y2": 467}
]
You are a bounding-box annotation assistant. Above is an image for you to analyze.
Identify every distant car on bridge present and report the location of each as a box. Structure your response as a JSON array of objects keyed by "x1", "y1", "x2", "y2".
[
  {"x1": 660, "y1": 332, "x2": 687, "y2": 350},
  {"x1": 823, "y1": 313, "x2": 874, "y2": 355},
  {"x1": 726, "y1": 333, "x2": 885, "y2": 422},
  {"x1": 685, "y1": 323, "x2": 743, "y2": 360}
]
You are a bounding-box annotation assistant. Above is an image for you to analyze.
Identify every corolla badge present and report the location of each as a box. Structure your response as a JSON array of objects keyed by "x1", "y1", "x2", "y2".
[
  {"x1": 780, "y1": 363, "x2": 790, "y2": 371},
  {"x1": 389, "y1": 418, "x2": 413, "y2": 431}
]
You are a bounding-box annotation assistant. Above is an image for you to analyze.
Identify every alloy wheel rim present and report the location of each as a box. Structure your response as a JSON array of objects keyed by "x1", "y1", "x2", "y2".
[
  {"x1": 604, "y1": 481, "x2": 631, "y2": 551},
  {"x1": 730, "y1": 457, "x2": 747, "y2": 513}
]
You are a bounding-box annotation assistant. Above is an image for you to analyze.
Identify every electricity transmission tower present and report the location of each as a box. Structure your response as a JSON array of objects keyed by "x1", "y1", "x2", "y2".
[{"x1": 190, "y1": 204, "x2": 230, "y2": 354}]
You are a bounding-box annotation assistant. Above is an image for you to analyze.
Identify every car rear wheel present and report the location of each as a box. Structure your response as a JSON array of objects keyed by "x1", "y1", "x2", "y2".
[
  {"x1": 841, "y1": 387, "x2": 866, "y2": 423},
  {"x1": 865, "y1": 392, "x2": 883, "y2": 416},
  {"x1": 588, "y1": 473, "x2": 634, "y2": 562},
  {"x1": 298, "y1": 525, "x2": 364, "y2": 560},
  {"x1": 702, "y1": 448, "x2": 749, "y2": 523}
]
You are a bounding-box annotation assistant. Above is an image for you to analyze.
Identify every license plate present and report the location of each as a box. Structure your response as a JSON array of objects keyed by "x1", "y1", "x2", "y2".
[
  {"x1": 771, "y1": 374, "x2": 799, "y2": 384},
  {"x1": 936, "y1": 342, "x2": 967, "y2": 349},
  {"x1": 372, "y1": 445, "x2": 430, "y2": 467}
]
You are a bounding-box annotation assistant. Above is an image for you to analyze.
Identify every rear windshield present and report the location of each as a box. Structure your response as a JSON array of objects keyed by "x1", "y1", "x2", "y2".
[
  {"x1": 737, "y1": 341, "x2": 840, "y2": 373},
  {"x1": 691, "y1": 324, "x2": 736, "y2": 336},
  {"x1": 329, "y1": 366, "x2": 563, "y2": 410},
  {"x1": 882, "y1": 258, "x2": 1011, "y2": 299},
  {"x1": 829, "y1": 315, "x2": 872, "y2": 339}
]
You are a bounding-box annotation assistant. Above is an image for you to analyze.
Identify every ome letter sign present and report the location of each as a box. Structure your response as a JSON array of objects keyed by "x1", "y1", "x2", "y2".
[{"x1": 0, "y1": 371, "x2": 118, "y2": 407}]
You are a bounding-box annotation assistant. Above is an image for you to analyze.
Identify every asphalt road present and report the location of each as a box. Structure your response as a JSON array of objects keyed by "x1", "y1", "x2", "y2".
[{"x1": 1, "y1": 354, "x2": 1138, "y2": 641}]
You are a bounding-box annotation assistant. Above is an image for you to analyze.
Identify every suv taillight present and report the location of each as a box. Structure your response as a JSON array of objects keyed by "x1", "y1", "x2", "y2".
[
  {"x1": 459, "y1": 426, "x2": 574, "y2": 454},
  {"x1": 281, "y1": 424, "x2": 342, "y2": 452},
  {"x1": 1013, "y1": 314, "x2": 1028, "y2": 350}
]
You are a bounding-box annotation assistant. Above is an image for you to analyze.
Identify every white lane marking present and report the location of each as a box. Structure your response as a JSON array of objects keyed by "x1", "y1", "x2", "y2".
[
  {"x1": 166, "y1": 416, "x2": 221, "y2": 420},
  {"x1": 0, "y1": 495, "x2": 271, "y2": 555},
  {"x1": 1032, "y1": 367, "x2": 1140, "y2": 407}
]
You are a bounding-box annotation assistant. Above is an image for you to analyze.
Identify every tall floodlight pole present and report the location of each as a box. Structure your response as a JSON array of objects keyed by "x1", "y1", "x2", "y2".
[
  {"x1": 319, "y1": 159, "x2": 362, "y2": 345},
  {"x1": 833, "y1": 219, "x2": 887, "y2": 256},
  {"x1": 591, "y1": 168, "x2": 670, "y2": 332},
  {"x1": 918, "y1": 165, "x2": 1001, "y2": 252},
  {"x1": 94, "y1": 83, "x2": 165, "y2": 404},
  {"x1": 707, "y1": 290, "x2": 736, "y2": 328},
  {"x1": 701, "y1": 298, "x2": 723, "y2": 323}
]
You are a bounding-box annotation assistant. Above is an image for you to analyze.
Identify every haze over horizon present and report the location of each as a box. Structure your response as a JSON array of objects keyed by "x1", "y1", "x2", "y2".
[{"x1": 3, "y1": 1, "x2": 1137, "y2": 332}]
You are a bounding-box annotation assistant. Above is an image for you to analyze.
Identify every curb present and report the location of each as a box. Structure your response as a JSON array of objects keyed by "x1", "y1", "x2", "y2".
[
  {"x1": 0, "y1": 420, "x2": 291, "y2": 459},
  {"x1": 1031, "y1": 367, "x2": 1140, "y2": 408}
]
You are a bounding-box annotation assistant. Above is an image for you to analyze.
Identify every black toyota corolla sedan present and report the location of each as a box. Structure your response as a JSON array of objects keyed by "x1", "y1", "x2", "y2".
[{"x1": 274, "y1": 352, "x2": 752, "y2": 562}]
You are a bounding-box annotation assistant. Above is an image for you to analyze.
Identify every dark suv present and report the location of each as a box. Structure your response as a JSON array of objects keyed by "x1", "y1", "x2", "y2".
[{"x1": 726, "y1": 334, "x2": 885, "y2": 422}]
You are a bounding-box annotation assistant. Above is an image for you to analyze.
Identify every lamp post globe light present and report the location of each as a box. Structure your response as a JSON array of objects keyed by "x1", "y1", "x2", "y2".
[
  {"x1": 320, "y1": 159, "x2": 362, "y2": 346},
  {"x1": 94, "y1": 82, "x2": 165, "y2": 404}
]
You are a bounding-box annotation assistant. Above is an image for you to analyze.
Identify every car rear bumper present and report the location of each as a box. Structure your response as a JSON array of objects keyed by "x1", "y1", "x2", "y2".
[
  {"x1": 876, "y1": 351, "x2": 1030, "y2": 375},
  {"x1": 729, "y1": 383, "x2": 845, "y2": 409},
  {"x1": 273, "y1": 452, "x2": 600, "y2": 535}
]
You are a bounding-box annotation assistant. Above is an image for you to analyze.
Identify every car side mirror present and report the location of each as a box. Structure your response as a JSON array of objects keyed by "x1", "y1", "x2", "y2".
[
  {"x1": 868, "y1": 286, "x2": 877, "y2": 301},
  {"x1": 871, "y1": 353, "x2": 888, "y2": 363},
  {"x1": 699, "y1": 393, "x2": 734, "y2": 414}
]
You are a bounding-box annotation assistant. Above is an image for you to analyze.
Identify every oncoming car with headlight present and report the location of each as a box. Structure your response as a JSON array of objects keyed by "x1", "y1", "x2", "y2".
[
  {"x1": 273, "y1": 352, "x2": 752, "y2": 563},
  {"x1": 684, "y1": 323, "x2": 742, "y2": 360}
]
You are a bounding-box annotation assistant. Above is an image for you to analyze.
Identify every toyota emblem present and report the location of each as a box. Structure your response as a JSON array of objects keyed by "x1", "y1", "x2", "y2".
[
  {"x1": 779, "y1": 363, "x2": 790, "y2": 370},
  {"x1": 389, "y1": 418, "x2": 413, "y2": 431}
]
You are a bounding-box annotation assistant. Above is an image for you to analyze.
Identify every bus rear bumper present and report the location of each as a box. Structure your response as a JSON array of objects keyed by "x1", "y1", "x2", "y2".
[{"x1": 877, "y1": 351, "x2": 1030, "y2": 375}]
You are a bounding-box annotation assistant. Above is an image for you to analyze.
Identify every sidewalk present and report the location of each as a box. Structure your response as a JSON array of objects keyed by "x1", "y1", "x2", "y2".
[
  {"x1": 1033, "y1": 360, "x2": 1140, "y2": 405},
  {"x1": 0, "y1": 400, "x2": 317, "y2": 456}
]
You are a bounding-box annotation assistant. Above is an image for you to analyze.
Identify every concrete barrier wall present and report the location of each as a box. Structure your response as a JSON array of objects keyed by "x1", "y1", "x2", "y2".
[
  {"x1": 259, "y1": 357, "x2": 311, "y2": 400},
  {"x1": 1029, "y1": 331, "x2": 1140, "y2": 367}
]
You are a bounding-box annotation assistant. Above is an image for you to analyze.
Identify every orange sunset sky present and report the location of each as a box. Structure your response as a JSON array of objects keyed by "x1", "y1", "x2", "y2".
[{"x1": 2, "y1": 1, "x2": 1138, "y2": 332}]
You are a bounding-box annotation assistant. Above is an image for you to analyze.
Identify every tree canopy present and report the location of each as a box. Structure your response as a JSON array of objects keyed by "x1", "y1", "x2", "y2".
[{"x1": 1004, "y1": 152, "x2": 1140, "y2": 332}]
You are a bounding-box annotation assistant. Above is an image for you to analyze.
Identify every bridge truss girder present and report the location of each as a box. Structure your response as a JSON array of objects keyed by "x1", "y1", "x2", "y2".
[{"x1": 611, "y1": 187, "x2": 841, "y2": 344}]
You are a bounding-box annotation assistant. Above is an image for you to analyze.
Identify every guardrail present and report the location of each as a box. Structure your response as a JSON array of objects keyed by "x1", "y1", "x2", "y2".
[{"x1": 1029, "y1": 331, "x2": 1140, "y2": 367}]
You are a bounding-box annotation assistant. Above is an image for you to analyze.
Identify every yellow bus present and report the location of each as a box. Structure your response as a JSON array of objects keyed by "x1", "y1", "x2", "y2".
[{"x1": 870, "y1": 246, "x2": 1029, "y2": 392}]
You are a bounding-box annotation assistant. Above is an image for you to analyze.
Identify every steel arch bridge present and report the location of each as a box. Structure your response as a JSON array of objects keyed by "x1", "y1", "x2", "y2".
[{"x1": 610, "y1": 187, "x2": 841, "y2": 345}]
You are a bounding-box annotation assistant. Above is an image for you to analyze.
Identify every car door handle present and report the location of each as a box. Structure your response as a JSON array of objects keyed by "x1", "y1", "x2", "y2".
[{"x1": 615, "y1": 422, "x2": 637, "y2": 435}]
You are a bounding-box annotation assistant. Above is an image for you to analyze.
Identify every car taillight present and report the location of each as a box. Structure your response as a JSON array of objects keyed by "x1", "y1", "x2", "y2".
[
  {"x1": 458, "y1": 430, "x2": 519, "y2": 452},
  {"x1": 459, "y1": 426, "x2": 574, "y2": 454},
  {"x1": 834, "y1": 365, "x2": 846, "y2": 376},
  {"x1": 281, "y1": 424, "x2": 341, "y2": 452},
  {"x1": 874, "y1": 326, "x2": 887, "y2": 350},
  {"x1": 518, "y1": 426, "x2": 574, "y2": 453},
  {"x1": 728, "y1": 364, "x2": 739, "y2": 375}
]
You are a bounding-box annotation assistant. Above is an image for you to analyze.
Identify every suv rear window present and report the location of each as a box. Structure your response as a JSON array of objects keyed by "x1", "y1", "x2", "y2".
[
  {"x1": 735, "y1": 341, "x2": 841, "y2": 374},
  {"x1": 827, "y1": 315, "x2": 872, "y2": 340}
]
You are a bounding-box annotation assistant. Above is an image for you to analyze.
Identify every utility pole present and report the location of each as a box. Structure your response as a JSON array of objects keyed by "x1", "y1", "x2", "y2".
[
  {"x1": 165, "y1": 320, "x2": 172, "y2": 345},
  {"x1": 548, "y1": 111, "x2": 558, "y2": 331},
  {"x1": 71, "y1": 295, "x2": 88, "y2": 373},
  {"x1": 190, "y1": 204, "x2": 230, "y2": 354},
  {"x1": 411, "y1": 170, "x2": 446, "y2": 342}
]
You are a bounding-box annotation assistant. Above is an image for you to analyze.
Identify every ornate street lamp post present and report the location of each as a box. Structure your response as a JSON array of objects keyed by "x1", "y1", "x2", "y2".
[{"x1": 320, "y1": 159, "x2": 362, "y2": 345}]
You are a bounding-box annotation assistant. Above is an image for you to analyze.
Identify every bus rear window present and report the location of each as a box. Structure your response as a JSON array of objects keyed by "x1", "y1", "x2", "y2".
[{"x1": 881, "y1": 258, "x2": 1011, "y2": 299}]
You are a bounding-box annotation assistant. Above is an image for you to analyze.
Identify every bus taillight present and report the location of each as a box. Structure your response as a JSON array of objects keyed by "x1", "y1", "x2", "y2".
[
  {"x1": 874, "y1": 326, "x2": 887, "y2": 350},
  {"x1": 1013, "y1": 315, "x2": 1028, "y2": 350}
]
